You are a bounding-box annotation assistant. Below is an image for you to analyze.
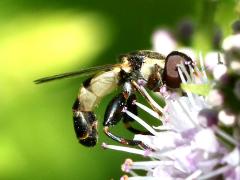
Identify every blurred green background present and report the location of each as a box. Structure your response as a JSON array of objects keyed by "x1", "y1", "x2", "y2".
[{"x1": 0, "y1": 0, "x2": 238, "y2": 179}]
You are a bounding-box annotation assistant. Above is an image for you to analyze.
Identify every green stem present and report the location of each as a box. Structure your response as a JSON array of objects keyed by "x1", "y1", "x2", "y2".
[
  {"x1": 199, "y1": 0, "x2": 218, "y2": 32},
  {"x1": 194, "y1": 0, "x2": 219, "y2": 52}
]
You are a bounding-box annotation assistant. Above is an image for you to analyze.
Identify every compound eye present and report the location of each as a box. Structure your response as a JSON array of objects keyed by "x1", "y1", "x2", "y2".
[{"x1": 163, "y1": 51, "x2": 193, "y2": 88}]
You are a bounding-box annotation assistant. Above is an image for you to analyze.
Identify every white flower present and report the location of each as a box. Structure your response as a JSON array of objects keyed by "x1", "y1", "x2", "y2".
[
  {"x1": 222, "y1": 147, "x2": 240, "y2": 180},
  {"x1": 212, "y1": 63, "x2": 227, "y2": 80},
  {"x1": 222, "y1": 34, "x2": 240, "y2": 51},
  {"x1": 218, "y1": 110, "x2": 236, "y2": 126},
  {"x1": 204, "y1": 51, "x2": 225, "y2": 71},
  {"x1": 102, "y1": 54, "x2": 239, "y2": 180},
  {"x1": 177, "y1": 47, "x2": 196, "y2": 62},
  {"x1": 207, "y1": 89, "x2": 224, "y2": 107},
  {"x1": 152, "y1": 29, "x2": 196, "y2": 61},
  {"x1": 152, "y1": 29, "x2": 177, "y2": 56},
  {"x1": 222, "y1": 33, "x2": 240, "y2": 74}
]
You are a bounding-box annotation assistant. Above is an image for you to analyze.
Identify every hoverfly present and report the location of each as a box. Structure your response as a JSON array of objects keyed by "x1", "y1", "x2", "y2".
[{"x1": 34, "y1": 50, "x2": 193, "y2": 148}]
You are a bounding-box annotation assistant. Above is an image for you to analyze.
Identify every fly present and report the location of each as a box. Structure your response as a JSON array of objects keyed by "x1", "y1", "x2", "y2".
[{"x1": 34, "y1": 50, "x2": 193, "y2": 148}]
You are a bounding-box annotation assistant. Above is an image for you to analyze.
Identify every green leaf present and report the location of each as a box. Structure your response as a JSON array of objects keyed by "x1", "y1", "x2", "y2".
[{"x1": 181, "y1": 83, "x2": 211, "y2": 96}]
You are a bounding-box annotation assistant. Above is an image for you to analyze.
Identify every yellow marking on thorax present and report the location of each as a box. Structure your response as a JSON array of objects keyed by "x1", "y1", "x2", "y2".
[
  {"x1": 141, "y1": 58, "x2": 165, "y2": 80},
  {"x1": 120, "y1": 58, "x2": 131, "y2": 73}
]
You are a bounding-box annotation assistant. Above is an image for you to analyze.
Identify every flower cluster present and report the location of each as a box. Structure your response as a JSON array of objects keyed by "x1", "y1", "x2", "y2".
[{"x1": 102, "y1": 21, "x2": 240, "y2": 180}]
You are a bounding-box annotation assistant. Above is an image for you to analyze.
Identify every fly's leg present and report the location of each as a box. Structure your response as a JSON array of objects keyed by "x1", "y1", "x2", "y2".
[
  {"x1": 146, "y1": 64, "x2": 163, "y2": 92},
  {"x1": 103, "y1": 127, "x2": 151, "y2": 150},
  {"x1": 131, "y1": 80, "x2": 163, "y2": 116},
  {"x1": 123, "y1": 94, "x2": 152, "y2": 135},
  {"x1": 103, "y1": 93, "x2": 153, "y2": 150}
]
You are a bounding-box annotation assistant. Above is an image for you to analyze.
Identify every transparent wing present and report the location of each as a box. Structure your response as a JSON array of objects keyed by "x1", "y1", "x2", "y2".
[{"x1": 34, "y1": 64, "x2": 120, "y2": 84}]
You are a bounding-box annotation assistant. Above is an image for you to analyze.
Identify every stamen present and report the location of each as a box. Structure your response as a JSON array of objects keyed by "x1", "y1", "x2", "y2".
[
  {"x1": 130, "y1": 160, "x2": 174, "y2": 169},
  {"x1": 139, "y1": 85, "x2": 164, "y2": 113},
  {"x1": 213, "y1": 126, "x2": 239, "y2": 146},
  {"x1": 135, "y1": 101, "x2": 161, "y2": 120},
  {"x1": 199, "y1": 52, "x2": 208, "y2": 83},
  {"x1": 188, "y1": 64, "x2": 195, "y2": 83},
  {"x1": 164, "y1": 101, "x2": 182, "y2": 128},
  {"x1": 125, "y1": 110, "x2": 159, "y2": 136},
  {"x1": 178, "y1": 63, "x2": 192, "y2": 83},
  {"x1": 177, "y1": 66, "x2": 197, "y2": 107},
  {"x1": 122, "y1": 159, "x2": 133, "y2": 172},
  {"x1": 194, "y1": 65, "x2": 206, "y2": 83},
  {"x1": 159, "y1": 85, "x2": 167, "y2": 94},
  {"x1": 198, "y1": 165, "x2": 232, "y2": 180},
  {"x1": 137, "y1": 79, "x2": 147, "y2": 86},
  {"x1": 176, "y1": 98, "x2": 199, "y2": 127},
  {"x1": 124, "y1": 176, "x2": 154, "y2": 180},
  {"x1": 152, "y1": 125, "x2": 176, "y2": 132},
  {"x1": 217, "y1": 52, "x2": 224, "y2": 64},
  {"x1": 198, "y1": 158, "x2": 220, "y2": 168},
  {"x1": 178, "y1": 64, "x2": 200, "y2": 105},
  {"x1": 177, "y1": 66, "x2": 187, "y2": 83},
  {"x1": 131, "y1": 81, "x2": 163, "y2": 115},
  {"x1": 185, "y1": 170, "x2": 202, "y2": 180},
  {"x1": 129, "y1": 170, "x2": 139, "y2": 177},
  {"x1": 102, "y1": 143, "x2": 147, "y2": 156},
  {"x1": 120, "y1": 175, "x2": 129, "y2": 180}
]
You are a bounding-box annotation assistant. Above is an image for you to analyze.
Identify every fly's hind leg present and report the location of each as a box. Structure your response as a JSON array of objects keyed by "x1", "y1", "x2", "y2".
[{"x1": 103, "y1": 93, "x2": 153, "y2": 150}]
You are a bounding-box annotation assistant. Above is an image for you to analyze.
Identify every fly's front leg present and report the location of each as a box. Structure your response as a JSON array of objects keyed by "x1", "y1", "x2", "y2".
[
  {"x1": 131, "y1": 80, "x2": 163, "y2": 116},
  {"x1": 146, "y1": 64, "x2": 163, "y2": 92},
  {"x1": 103, "y1": 93, "x2": 152, "y2": 150}
]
